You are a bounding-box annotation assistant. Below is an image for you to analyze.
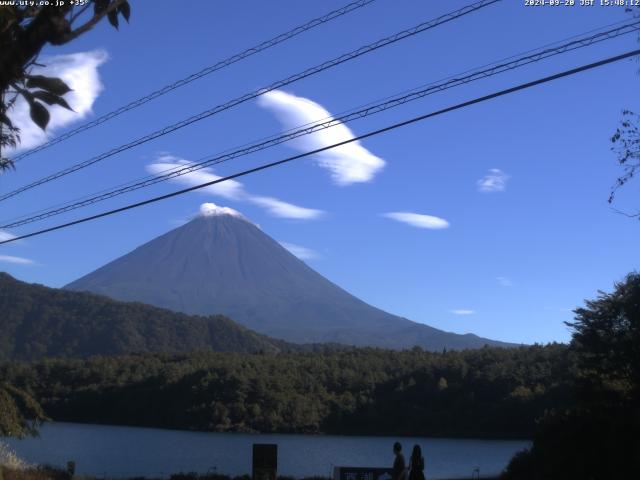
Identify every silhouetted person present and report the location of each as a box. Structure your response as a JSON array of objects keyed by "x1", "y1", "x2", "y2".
[
  {"x1": 392, "y1": 442, "x2": 406, "y2": 480},
  {"x1": 409, "y1": 445, "x2": 425, "y2": 480}
]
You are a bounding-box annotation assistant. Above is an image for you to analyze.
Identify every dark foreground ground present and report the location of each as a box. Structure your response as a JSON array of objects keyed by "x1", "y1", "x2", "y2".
[{"x1": 0, "y1": 467, "x2": 501, "y2": 480}]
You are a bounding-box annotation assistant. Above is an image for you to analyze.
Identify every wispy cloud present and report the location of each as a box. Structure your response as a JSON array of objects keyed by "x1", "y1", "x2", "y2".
[
  {"x1": 7, "y1": 50, "x2": 107, "y2": 152},
  {"x1": 258, "y1": 90, "x2": 385, "y2": 185},
  {"x1": 0, "y1": 255, "x2": 37, "y2": 265},
  {"x1": 382, "y1": 212, "x2": 450, "y2": 229},
  {"x1": 250, "y1": 196, "x2": 324, "y2": 220},
  {"x1": 497, "y1": 276, "x2": 513, "y2": 287},
  {"x1": 451, "y1": 309, "x2": 475, "y2": 315},
  {"x1": 477, "y1": 168, "x2": 509, "y2": 193},
  {"x1": 280, "y1": 242, "x2": 320, "y2": 260},
  {"x1": 147, "y1": 155, "x2": 245, "y2": 200},
  {"x1": 146, "y1": 155, "x2": 325, "y2": 220},
  {"x1": 0, "y1": 230, "x2": 16, "y2": 242}
]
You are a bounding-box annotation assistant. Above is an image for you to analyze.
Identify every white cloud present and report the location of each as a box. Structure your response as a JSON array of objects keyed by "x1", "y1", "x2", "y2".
[
  {"x1": 7, "y1": 50, "x2": 108, "y2": 152},
  {"x1": 280, "y1": 242, "x2": 320, "y2": 260},
  {"x1": 0, "y1": 255, "x2": 36, "y2": 265},
  {"x1": 497, "y1": 276, "x2": 513, "y2": 287},
  {"x1": 382, "y1": 212, "x2": 450, "y2": 229},
  {"x1": 199, "y1": 202, "x2": 244, "y2": 218},
  {"x1": 477, "y1": 168, "x2": 509, "y2": 193},
  {"x1": 250, "y1": 196, "x2": 324, "y2": 220},
  {"x1": 147, "y1": 156, "x2": 245, "y2": 200},
  {"x1": 451, "y1": 309, "x2": 475, "y2": 315},
  {"x1": 146, "y1": 155, "x2": 325, "y2": 220},
  {"x1": 258, "y1": 90, "x2": 385, "y2": 185},
  {"x1": 0, "y1": 230, "x2": 16, "y2": 242}
]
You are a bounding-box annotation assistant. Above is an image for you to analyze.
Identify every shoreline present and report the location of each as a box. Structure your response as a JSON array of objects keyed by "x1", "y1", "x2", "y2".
[{"x1": 27, "y1": 420, "x2": 532, "y2": 443}]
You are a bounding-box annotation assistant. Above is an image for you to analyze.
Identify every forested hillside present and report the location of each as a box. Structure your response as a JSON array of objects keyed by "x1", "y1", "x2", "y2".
[
  {"x1": 0, "y1": 272, "x2": 287, "y2": 359},
  {"x1": 1, "y1": 344, "x2": 570, "y2": 438}
]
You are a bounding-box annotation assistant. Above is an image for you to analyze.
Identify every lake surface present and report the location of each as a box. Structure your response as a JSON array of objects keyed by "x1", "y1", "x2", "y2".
[{"x1": 5, "y1": 423, "x2": 529, "y2": 479}]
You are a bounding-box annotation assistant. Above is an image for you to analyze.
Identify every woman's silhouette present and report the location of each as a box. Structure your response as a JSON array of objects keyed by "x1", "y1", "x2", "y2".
[{"x1": 409, "y1": 444, "x2": 426, "y2": 480}]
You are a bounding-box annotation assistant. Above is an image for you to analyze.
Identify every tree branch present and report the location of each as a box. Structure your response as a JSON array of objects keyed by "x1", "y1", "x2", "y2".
[
  {"x1": 59, "y1": 0, "x2": 126, "y2": 44},
  {"x1": 610, "y1": 207, "x2": 640, "y2": 219}
]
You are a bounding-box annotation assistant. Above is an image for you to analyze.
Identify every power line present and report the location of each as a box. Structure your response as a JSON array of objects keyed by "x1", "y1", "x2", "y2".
[
  {"x1": 2, "y1": 19, "x2": 638, "y2": 230},
  {"x1": 9, "y1": 0, "x2": 377, "y2": 164},
  {"x1": 1, "y1": 48, "x2": 638, "y2": 247},
  {"x1": 0, "y1": 0, "x2": 500, "y2": 203}
]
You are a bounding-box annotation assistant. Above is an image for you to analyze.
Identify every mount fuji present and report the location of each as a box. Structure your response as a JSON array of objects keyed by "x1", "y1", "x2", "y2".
[{"x1": 66, "y1": 204, "x2": 513, "y2": 350}]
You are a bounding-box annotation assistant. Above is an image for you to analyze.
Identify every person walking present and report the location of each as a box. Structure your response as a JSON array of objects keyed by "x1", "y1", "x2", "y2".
[
  {"x1": 392, "y1": 442, "x2": 407, "y2": 480},
  {"x1": 409, "y1": 445, "x2": 426, "y2": 480}
]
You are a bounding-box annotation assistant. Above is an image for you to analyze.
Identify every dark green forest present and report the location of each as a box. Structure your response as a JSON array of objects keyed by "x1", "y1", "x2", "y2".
[
  {"x1": 0, "y1": 272, "x2": 287, "y2": 360},
  {"x1": 1, "y1": 344, "x2": 570, "y2": 438}
]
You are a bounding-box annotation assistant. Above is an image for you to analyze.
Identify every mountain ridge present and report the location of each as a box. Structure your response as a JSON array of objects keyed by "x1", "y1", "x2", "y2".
[{"x1": 0, "y1": 271, "x2": 289, "y2": 360}]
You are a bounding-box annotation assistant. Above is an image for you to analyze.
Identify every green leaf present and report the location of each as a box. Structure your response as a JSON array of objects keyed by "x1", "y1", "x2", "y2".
[
  {"x1": 28, "y1": 100, "x2": 50, "y2": 130},
  {"x1": 108, "y1": 9, "x2": 119, "y2": 29},
  {"x1": 31, "y1": 90, "x2": 74, "y2": 111},
  {"x1": 118, "y1": 1, "x2": 131, "y2": 22},
  {"x1": 25, "y1": 75, "x2": 72, "y2": 96}
]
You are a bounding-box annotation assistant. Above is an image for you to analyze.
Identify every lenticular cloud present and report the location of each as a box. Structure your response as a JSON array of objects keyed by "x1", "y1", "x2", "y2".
[
  {"x1": 146, "y1": 154, "x2": 325, "y2": 220},
  {"x1": 258, "y1": 90, "x2": 385, "y2": 185},
  {"x1": 383, "y1": 212, "x2": 450, "y2": 230}
]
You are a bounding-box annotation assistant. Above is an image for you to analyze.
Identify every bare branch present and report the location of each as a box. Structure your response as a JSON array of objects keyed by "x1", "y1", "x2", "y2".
[{"x1": 610, "y1": 206, "x2": 640, "y2": 219}]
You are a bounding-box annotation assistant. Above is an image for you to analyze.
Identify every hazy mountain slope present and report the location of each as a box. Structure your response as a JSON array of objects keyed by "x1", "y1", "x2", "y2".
[
  {"x1": 0, "y1": 272, "x2": 286, "y2": 360},
  {"x1": 66, "y1": 209, "x2": 514, "y2": 350}
]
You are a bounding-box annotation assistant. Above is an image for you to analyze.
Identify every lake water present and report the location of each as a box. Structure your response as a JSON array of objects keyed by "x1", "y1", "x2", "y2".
[{"x1": 5, "y1": 423, "x2": 529, "y2": 479}]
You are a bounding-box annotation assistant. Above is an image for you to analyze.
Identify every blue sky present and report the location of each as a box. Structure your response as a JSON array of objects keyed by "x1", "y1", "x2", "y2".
[{"x1": 1, "y1": 0, "x2": 639, "y2": 344}]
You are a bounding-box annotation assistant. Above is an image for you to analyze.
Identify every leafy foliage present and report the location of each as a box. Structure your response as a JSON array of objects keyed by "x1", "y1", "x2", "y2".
[
  {"x1": 610, "y1": 111, "x2": 640, "y2": 213},
  {"x1": 568, "y1": 272, "x2": 640, "y2": 397},
  {"x1": 0, "y1": 383, "x2": 46, "y2": 438},
  {"x1": 0, "y1": 0, "x2": 131, "y2": 169},
  {"x1": 0, "y1": 110, "x2": 18, "y2": 172},
  {"x1": 503, "y1": 273, "x2": 640, "y2": 479},
  {"x1": 24, "y1": 75, "x2": 72, "y2": 96},
  {"x1": 608, "y1": 6, "x2": 640, "y2": 213}
]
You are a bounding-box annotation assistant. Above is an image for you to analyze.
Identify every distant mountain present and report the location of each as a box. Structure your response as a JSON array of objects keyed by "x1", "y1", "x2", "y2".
[
  {"x1": 0, "y1": 272, "x2": 286, "y2": 360},
  {"x1": 66, "y1": 205, "x2": 514, "y2": 350}
]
